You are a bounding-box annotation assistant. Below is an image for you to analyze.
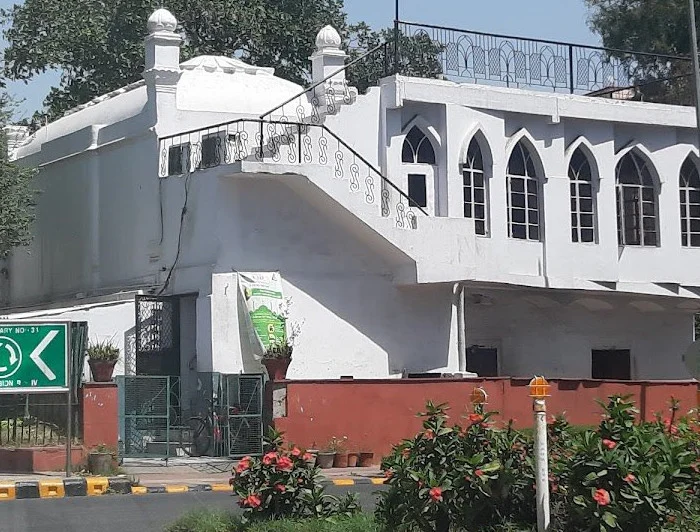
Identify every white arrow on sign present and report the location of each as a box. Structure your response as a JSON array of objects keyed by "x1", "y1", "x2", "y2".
[
  {"x1": 29, "y1": 330, "x2": 59, "y2": 381},
  {"x1": 0, "y1": 343, "x2": 18, "y2": 373}
]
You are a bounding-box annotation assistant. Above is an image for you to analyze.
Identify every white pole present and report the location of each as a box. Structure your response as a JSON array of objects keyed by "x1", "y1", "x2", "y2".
[{"x1": 534, "y1": 398, "x2": 550, "y2": 531}]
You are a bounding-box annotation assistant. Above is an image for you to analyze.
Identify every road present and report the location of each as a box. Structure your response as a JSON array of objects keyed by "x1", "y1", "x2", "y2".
[{"x1": 0, "y1": 485, "x2": 386, "y2": 532}]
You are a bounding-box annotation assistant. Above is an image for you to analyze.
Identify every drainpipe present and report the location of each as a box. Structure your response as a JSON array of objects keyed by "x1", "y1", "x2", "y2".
[{"x1": 456, "y1": 282, "x2": 466, "y2": 372}]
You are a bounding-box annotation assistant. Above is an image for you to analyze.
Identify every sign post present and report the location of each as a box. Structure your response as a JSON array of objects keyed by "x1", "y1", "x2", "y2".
[
  {"x1": 529, "y1": 376, "x2": 551, "y2": 532},
  {"x1": 0, "y1": 322, "x2": 72, "y2": 476}
]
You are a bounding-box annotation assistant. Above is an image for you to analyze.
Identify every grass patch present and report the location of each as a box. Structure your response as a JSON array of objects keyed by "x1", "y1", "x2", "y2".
[{"x1": 165, "y1": 512, "x2": 379, "y2": 532}]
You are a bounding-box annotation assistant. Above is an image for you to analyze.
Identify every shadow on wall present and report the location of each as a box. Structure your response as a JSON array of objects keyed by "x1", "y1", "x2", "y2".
[
  {"x1": 223, "y1": 179, "x2": 453, "y2": 377},
  {"x1": 237, "y1": 282, "x2": 266, "y2": 374}
]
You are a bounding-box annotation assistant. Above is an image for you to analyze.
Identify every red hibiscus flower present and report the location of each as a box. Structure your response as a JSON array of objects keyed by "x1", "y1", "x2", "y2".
[
  {"x1": 624, "y1": 473, "x2": 636, "y2": 483},
  {"x1": 468, "y1": 413, "x2": 484, "y2": 425},
  {"x1": 274, "y1": 484, "x2": 286, "y2": 493},
  {"x1": 236, "y1": 457, "x2": 251, "y2": 473},
  {"x1": 384, "y1": 469, "x2": 393, "y2": 479},
  {"x1": 424, "y1": 429, "x2": 435, "y2": 440},
  {"x1": 262, "y1": 452, "x2": 278, "y2": 466},
  {"x1": 429, "y1": 487, "x2": 443, "y2": 502},
  {"x1": 276, "y1": 456, "x2": 294, "y2": 471},
  {"x1": 291, "y1": 447, "x2": 302, "y2": 457},
  {"x1": 593, "y1": 488, "x2": 610, "y2": 506},
  {"x1": 602, "y1": 439, "x2": 617, "y2": 450},
  {"x1": 243, "y1": 494, "x2": 262, "y2": 508},
  {"x1": 302, "y1": 452, "x2": 313, "y2": 461},
  {"x1": 475, "y1": 469, "x2": 484, "y2": 477}
]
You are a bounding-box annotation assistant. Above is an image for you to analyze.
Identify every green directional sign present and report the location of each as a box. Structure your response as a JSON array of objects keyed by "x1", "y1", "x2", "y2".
[{"x1": 0, "y1": 322, "x2": 70, "y2": 393}]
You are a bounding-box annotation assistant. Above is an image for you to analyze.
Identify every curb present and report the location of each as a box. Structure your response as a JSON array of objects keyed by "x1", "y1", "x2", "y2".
[{"x1": 0, "y1": 477, "x2": 386, "y2": 501}]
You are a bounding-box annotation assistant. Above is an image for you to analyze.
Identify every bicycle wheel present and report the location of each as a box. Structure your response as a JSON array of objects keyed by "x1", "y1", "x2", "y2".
[{"x1": 179, "y1": 417, "x2": 211, "y2": 457}]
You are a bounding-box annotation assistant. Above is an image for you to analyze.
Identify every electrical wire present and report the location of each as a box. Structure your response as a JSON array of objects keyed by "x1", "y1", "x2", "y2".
[{"x1": 158, "y1": 171, "x2": 193, "y2": 295}]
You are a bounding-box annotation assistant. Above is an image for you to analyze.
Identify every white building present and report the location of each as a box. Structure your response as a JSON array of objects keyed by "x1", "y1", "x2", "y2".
[{"x1": 3, "y1": 8, "x2": 700, "y2": 385}]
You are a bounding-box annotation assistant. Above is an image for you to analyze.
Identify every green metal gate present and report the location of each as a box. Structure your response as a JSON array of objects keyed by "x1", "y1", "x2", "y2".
[
  {"x1": 223, "y1": 374, "x2": 264, "y2": 458},
  {"x1": 117, "y1": 375, "x2": 179, "y2": 459}
]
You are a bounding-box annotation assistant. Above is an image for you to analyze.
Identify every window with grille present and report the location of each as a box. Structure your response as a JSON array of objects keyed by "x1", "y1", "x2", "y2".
[
  {"x1": 507, "y1": 141, "x2": 541, "y2": 241},
  {"x1": 615, "y1": 151, "x2": 658, "y2": 247},
  {"x1": 463, "y1": 138, "x2": 488, "y2": 236},
  {"x1": 408, "y1": 174, "x2": 427, "y2": 208},
  {"x1": 200, "y1": 134, "x2": 222, "y2": 169},
  {"x1": 168, "y1": 144, "x2": 190, "y2": 176},
  {"x1": 569, "y1": 147, "x2": 596, "y2": 243},
  {"x1": 680, "y1": 157, "x2": 700, "y2": 247},
  {"x1": 402, "y1": 126, "x2": 436, "y2": 164}
]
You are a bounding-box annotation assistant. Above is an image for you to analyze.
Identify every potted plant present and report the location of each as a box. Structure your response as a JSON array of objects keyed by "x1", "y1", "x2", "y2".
[
  {"x1": 87, "y1": 338, "x2": 120, "y2": 382},
  {"x1": 88, "y1": 444, "x2": 115, "y2": 475},
  {"x1": 261, "y1": 319, "x2": 302, "y2": 381},
  {"x1": 347, "y1": 449, "x2": 359, "y2": 468},
  {"x1": 330, "y1": 436, "x2": 349, "y2": 468},
  {"x1": 316, "y1": 446, "x2": 335, "y2": 469},
  {"x1": 358, "y1": 448, "x2": 374, "y2": 467},
  {"x1": 305, "y1": 442, "x2": 319, "y2": 467}
]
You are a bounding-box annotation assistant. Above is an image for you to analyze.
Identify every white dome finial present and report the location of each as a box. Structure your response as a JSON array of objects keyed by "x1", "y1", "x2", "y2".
[
  {"x1": 315, "y1": 25, "x2": 342, "y2": 50},
  {"x1": 148, "y1": 8, "x2": 177, "y2": 34}
]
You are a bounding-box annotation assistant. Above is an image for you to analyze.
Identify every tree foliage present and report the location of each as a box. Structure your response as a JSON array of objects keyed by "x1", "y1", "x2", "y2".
[
  {"x1": 585, "y1": 0, "x2": 696, "y2": 104},
  {"x1": 1, "y1": 0, "x2": 347, "y2": 119},
  {"x1": 0, "y1": 95, "x2": 37, "y2": 257}
]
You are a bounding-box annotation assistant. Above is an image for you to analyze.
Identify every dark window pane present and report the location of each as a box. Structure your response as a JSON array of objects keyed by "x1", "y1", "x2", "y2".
[
  {"x1": 526, "y1": 156, "x2": 536, "y2": 177},
  {"x1": 592, "y1": 349, "x2": 631, "y2": 380},
  {"x1": 571, "y1": 213, "x2": 578, "y2": 227},
  {"x1": 474, "y1": 174, "x2": 484, "y2": 187},
  {"x1": 416, "y1": 139, "x2": 436, "y2": 164},
  {"x1": 580, "y1": 198, "x2": 593, "y2": 213},
  {"x1": 571, "y1": 198, "x2": 577, "y2": 211},
  {"x1": 527, "y1": 179, "x2": 537, "y2": 193},
  {"x1": 579, "y1": 183, "x2": 592, "y2": 197},
  {"x1": 402, "y1": 141, "x2": 414, "y2": 163},
  {"x1": 475, "y1": 221, "x2": 486, "y2": 235},
  {"x1": 508, "y1": 145, "x2": 526, "y2": 175},
  {"x1": 528, "y1": 193, "x2": 538, "y2": 208},
  {"x1": 408, "y1": 174, "x2": 427, "y2": 207},
  {"x1": 570, "y1": 183, "x2": 577, "y2": 195},
  {"x1": 642, "y1": 202, "x2": 655, "y2": 216},
  {"x1": 683, "y1": 234, "x2": 689, "y2": 246},
  {"x1": 690, "y1": 205, "x2": 700, "y2": 217},
  {"x1": 680, "y1": 190, "x2": 687, "y2": 202},
  {"x1": 464, "y1": 185, "x2": 472, "y2": 202},
  {"x1": 642, "y1": 217, "x2": 656, "y2": 230},
  {"x1": 528, "y1": 210, "x2": 539, "y2": 225},
  {"x1": 528, "y1": 226, "x2": 539, "y2": 240},
  {"x1": 168, "y1": 145, "x2": 185, "y2": 175},
  {"x1": 682, "y1": 219, "x2": 689, "y2": 231},
  {"x1": 691, "y1": 219, "x2": 700, "y2": 232},
  {"x1": 464, "y1": 204, "x2": 472, "y2": 218},
  {"x1": 512, "y1": 208, "x2": 526, "y2": 223},
  {"x1": 644, "y1": 232, "x2": 657, "y2": 246},
  {"x1": 642, "y1": 188, "x2": 654, "y2": 202},
  {"x1": 572, "y1": 228, "x2": 579, "y2": 242},
  {"x1": 512, "y1": 224, "x2": 526, "y2": 239},
  {"x1": 691, "y1": 234, "x2": 700, "y2": 247},
  {"x1": 581, "y1": 229, "x2": 595, "y2": 242},
  {"x1": 474, "y1": 189, "x2": 485, "y2": 203},
  {"x1": 475, "y1": 204, "x2": 485, "y2": 219},
  {"x1": 691, "y1": 190, "x2": 700, "y2": 203},
  {"x1": 682, "y1": 204, "x2": 688, "y2": 217},
  {"x1": 467, "y1": 139, "x2": 483, "y2": 170},
  {"x1": 512, "y1": 193, "x2": 526, "y2": 208},
  {"x1": 581, "y1": 214, "x2": 594, "y2": 227},
  {"x1": 201, "y1": 136, "x2": 220, "y2": 168},
  {"x1": 511, "y1": 178, "x2": 525, "y2": 193},
  {"x1": 463, "y1": 172, "x2": 472, "y2": 186}
]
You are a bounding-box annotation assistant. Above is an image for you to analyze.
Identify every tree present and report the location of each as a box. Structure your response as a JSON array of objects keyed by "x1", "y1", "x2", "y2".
[
  {"x1": 1, "y1": 0, "x2": 347, "y2": 119},
  {"x1": 0, "y1": 94, "x2": 37, "y2": 257},
  {"x1": 585, "y1": 0, "x2": 696, "y2": 104}
]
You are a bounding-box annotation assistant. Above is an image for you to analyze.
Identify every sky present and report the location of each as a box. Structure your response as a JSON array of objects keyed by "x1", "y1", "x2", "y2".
[{"x1": 0, "y1": 0, "x2": 598, "y2": 119}]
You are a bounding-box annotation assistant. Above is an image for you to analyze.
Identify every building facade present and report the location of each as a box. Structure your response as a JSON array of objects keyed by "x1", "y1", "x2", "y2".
[{"x1": 2, "y1": 8, "x2": 699, "y2": 387}]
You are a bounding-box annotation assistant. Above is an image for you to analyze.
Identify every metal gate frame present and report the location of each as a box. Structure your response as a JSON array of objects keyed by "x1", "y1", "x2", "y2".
[
  {"x1": 223, "y1": 374, "x2": 264, "y2": 458},
  {"x1": 135, "y1": 295, "x2": 180, "y2": 377},
  {"x1": 117, "y1": 375, "x2": 178, "y2": 460}
]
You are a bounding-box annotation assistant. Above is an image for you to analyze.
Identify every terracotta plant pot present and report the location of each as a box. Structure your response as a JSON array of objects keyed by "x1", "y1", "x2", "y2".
[
  {"x1": 88, "y1": 452, "x2": 113, "y2": 475},
  {"x1": 347, "y1": 452, "x2": 359, "y2": 467},
  {"x1": 358, "y1": 452, "x2": 374, "y2": 467},
  {"x1": 262, "y1": 358, "x2": 291, "y2": 381},
  {"x1": 88, "y1": 360, "x2": 117, "y2": 382},
  {"x1": 316, "y1": 452, "x2": 335, "y2": 469},
  {"x1": 333, "y1": 451, "x2": 349, "y2": 468}
]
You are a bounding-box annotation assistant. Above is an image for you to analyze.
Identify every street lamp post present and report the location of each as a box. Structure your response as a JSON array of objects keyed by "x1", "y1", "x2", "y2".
[
  {"x1": 689, "y1": 0, "x2": 700, "y2": 148},
  {"x1": 529, "y1": 376, "x2": 551, "y2": 532}
]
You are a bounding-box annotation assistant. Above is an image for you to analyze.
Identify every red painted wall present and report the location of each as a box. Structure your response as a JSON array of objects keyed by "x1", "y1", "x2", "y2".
[
  {"x1": 81, "y1": 383, "x2": 118, "y2": 450},
  {"x1": 273, "y1": 378, "x2": 699, "y2": 464},
  {"x1": 0, "y1": 448, "x2": 85, "y2": 472}
]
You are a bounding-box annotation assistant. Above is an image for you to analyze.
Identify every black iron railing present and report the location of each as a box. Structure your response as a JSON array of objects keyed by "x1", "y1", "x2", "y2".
[
  {"x1": 397, "y1": 20, "x2": 693, "y2": 101},
  {"x1": 0, "y1": 393, "x2": 79, "y2": 447},
  {"x1": 159, "y1": 118, "x2": 427, "y2": 229}
]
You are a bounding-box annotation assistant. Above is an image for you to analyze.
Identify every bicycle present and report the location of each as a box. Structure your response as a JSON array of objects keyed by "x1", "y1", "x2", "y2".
[{"x1": 179, "y1": 399, "x2": 226, "y2": 457}]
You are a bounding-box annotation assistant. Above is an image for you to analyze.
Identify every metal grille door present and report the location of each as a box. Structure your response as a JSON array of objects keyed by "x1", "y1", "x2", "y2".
[
  {"x1": 223, "y1": 374, "x2": 264, "y2": 457},
  {"x1": 117, "y1": 376, "x2": 176, "y2": 458},
  {"x1": 135, "y1": 295, "x2": 180, "y2": 377}
]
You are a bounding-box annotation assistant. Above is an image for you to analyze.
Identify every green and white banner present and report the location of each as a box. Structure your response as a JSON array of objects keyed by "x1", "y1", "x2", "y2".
[{"x1": 238, "y1": 272, "x2": 287, "y2": 350}]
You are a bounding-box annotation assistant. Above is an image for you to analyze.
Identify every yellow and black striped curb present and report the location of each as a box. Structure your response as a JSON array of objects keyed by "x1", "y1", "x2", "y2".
[{"x1": 0, "y1": 477, "x2": 386, "y2": 501}]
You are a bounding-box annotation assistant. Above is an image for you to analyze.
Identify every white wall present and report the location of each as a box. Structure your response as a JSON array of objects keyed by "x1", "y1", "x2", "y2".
[{"x1": 465, "y1": 288, "x2": 695, "y2": 380}]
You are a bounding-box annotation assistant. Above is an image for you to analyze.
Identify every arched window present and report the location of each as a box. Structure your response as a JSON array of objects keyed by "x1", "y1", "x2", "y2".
[
  {"x1": 680, "y1": 157, "x2": 700, "y2": 247},
  {"x1": 569, "y1": 147, "x2": 596, "y2": 243},
  {"x1": 401, "y1": 125, "x2": 437, "y2": 214},
  {"x1": 507, "y1": 141, "x2": 541, "y2": 241},
  {"x1": 402, "y1": 126, "x2": 436, "y2": 164},
  {"x1": 463, "y1": 138, "x2": 487, "y2": 236},
  {"x1": 616, "y1": 151, "x2": 658, "y2": 246}
]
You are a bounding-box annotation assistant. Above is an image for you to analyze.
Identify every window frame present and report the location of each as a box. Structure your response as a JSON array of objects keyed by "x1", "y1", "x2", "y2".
[
  {"x1": 167, "y1": 143, "x2": 191, "y2": 177},
  {"x1": 462, "y1": 137, "x2": 489, "y2": 236},
  {"x1": 568, "y1": 147, "x2": 597, "y2": 244},
  {"x1": 679, "y1": 157, "x2": 700, "y2": 248},
  {"x1": 506, "y1": 141, "x2": 542, "y2": 242},
  {"x1": 615, "y1": 150, "x2": 659, "y2": 247}
]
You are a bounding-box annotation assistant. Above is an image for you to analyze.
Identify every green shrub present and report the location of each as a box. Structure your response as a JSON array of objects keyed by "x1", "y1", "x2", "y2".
[
  {"x1": 375, "y1": 402, "x2": 536, "y2": 532},
  {"x1": 230, "y1": 429, "x2": 360, "y2": 522},
  {"x1": 552, "y1": 396, "x2": 700, "y2": 532},
  {"x1": 164, "y1": 509, "x2": 239, "y2": 532}
]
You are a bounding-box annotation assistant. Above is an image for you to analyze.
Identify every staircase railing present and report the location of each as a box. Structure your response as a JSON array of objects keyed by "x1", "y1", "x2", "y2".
[{"x1": 159, "y1": 118, "x2": 427, "y2": 229}]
